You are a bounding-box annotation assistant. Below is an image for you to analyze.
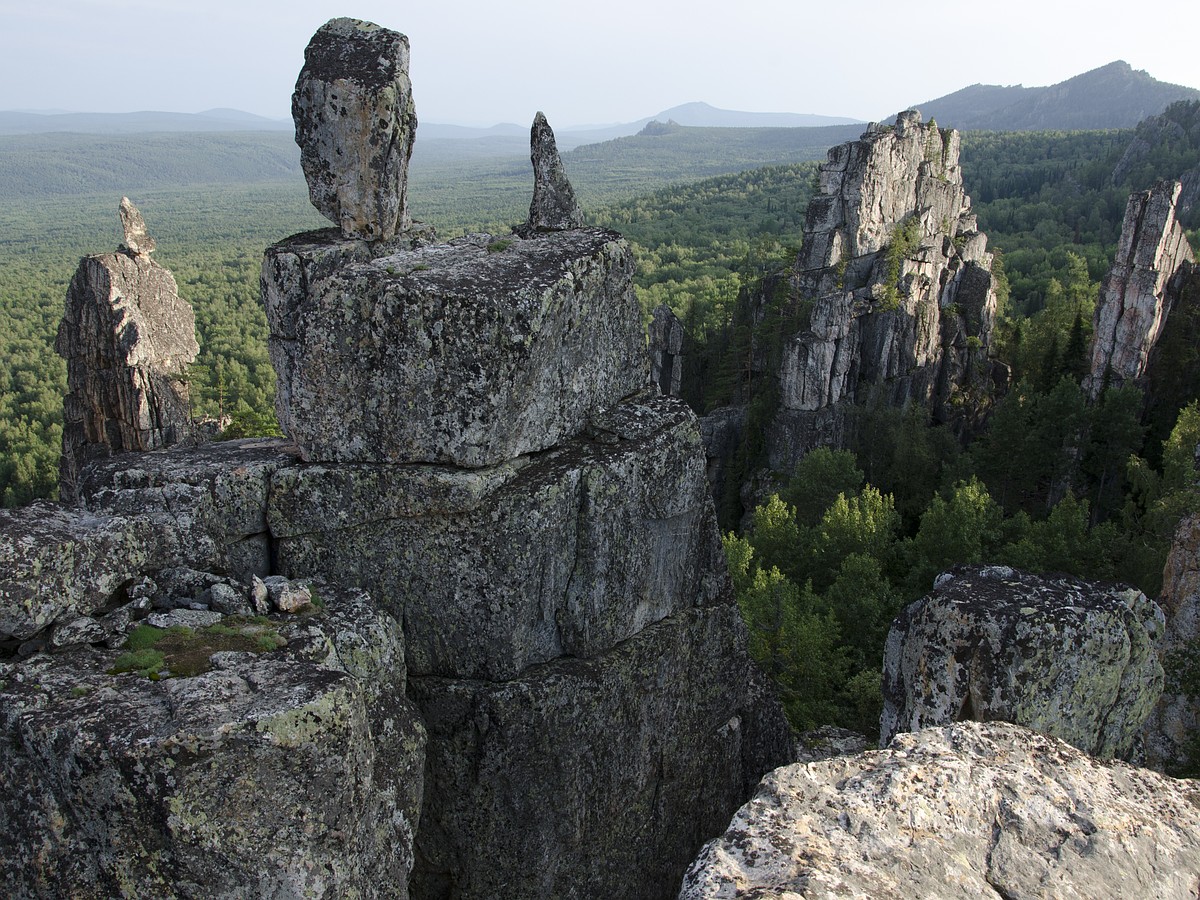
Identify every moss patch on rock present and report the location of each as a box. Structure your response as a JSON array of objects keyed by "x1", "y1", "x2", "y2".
[{"x1": 110, "y1": 618, "x2": 286, "y2": 679}]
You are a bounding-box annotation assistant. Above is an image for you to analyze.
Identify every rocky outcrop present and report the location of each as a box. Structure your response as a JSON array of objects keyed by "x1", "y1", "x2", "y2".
[
  {"x1": 1085, "y1": 180, "x2": 1196, "y2": 398},
  {"x1": 292, "y1": 18, "x2": 417, "y2": 240},
  {"x1": 263, "y1": 227, "x2": 645, "y2": 467},
  {"x1": 1112, "y1": 100, "x2": 1200, "y2": 220},
  {"x1": 520, "y1": 111, "x2": 584, "y2": 234},
  {"x1": 0, "y1": 582, "x2": 427, "y2": 899},
  {"x1": 56, "y1": 199, "x2": 198, "y2": 500},
  {"x1": 1143, "y1": 513, "x2": 1200, "y2": 772},
  {"x1": 680, "y1": 721, "x2": 1200, "y2": 899},
  {"x1": 766, "y1": 110, "x2": 998, "y2": 471},
  {"x1": 649, "y1": 304, "x2": 685, "y2": 396},
  {"x1": 881, "y1": 565, "x2": 1164, "y2": 759}
]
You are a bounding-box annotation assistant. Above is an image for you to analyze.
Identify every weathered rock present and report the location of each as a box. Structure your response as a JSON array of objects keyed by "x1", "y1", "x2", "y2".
[
  {"x1": 117, "y1": 196, "x2": 155, "y2": 255},
  {"x1": 0, "y1": 585, "x2": 426, "y2": 899},
  {"x1": 881, "y1": 565, "x2": 1164, "y2": 759},
  {"x1": 1143, "y1": 512, "x2": 1200, "y2": 772},
  {"x1": 680, "y1": 721, "x2": 1200, "y2": 899},
  {"x1": 292, "y1": 18, "x2": 417, "y2": 240},
  {"x1": 270, "y1": 393, "x2": 727, "y2": 680},
  {"x1": 766, "y1": 110, "x2": 998, "y2": 470},
  {"x1": 794, "y1": 724, "x2": 871, "y2": 763},
  {"x1": 411, "y1": 604, "x2": 790, "y2": 900},
  {"x1": 649, "y1": 304, "x2": 685, "y2": 396},
  {"x1": 520, "y1": 111, "x2": 584, "y2": 234},
  {"x1": 1085, "y1": 180, "x2": 1196, "y2": 397},
  {"x1": 262, "y1": 227, "x2": 646, "y2": 466},
  {"x1": 56, "y1": 206, "x2": 200, "y2": 498}
]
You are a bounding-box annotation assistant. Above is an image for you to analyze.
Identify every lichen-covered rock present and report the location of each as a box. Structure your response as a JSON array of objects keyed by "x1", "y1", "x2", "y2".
[
  {"x1": 262, "y1": 228, "x2": 646, "y2": 467},
  {"x1": 269, "y1": 393, "x2": 725, "y2": 680},
  {"x1": 56, "y1": 207, "x2": 199, "y2": 498},
  {"x1": 0, "y1": 585, "x2": 425, "y2": 899},
  {"x1": 292, "y1": 18, "x2": 417, "y2": 240},
  {"x1": 520, "y1": 111, "x2": 584, "y2": 234},
  {"x1": 117, "y1": 196, "x2": 155, "y2": 255},
  {"x1": 1085, "y1": 180, "x2": 1196, "y2": 398},
  {"x1": 1143, "y1": 513, "x2": 1200, "y2": 772},
  {"x1": 881, "y1": 565, "x2": 1165, "y2": 758},
  {"x1": 767, "y1": 110, "x2": 997, "y2": 470},
  {"x1": 411, "y1": 604, "x2": 790, "y2": 900},
  {"x1": 679, "y1": 721, "x2": 1200, "y2": 899}
]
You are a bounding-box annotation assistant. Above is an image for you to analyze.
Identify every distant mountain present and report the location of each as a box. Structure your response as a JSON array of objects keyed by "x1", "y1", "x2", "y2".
[
  {"x1": 906, "y1": 61, "x2": 1200, "y2": 131},
  {"x1": 0, "y1": 109, "x2": 292, "y2": 135}
]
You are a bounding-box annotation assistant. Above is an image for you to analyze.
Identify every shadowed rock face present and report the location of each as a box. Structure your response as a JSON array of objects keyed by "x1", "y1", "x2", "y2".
[
  {"x1": 681, "y1": 722, "x2": 1200, "y2": 899},
  {"x1": 55, "y1": 201, "x2": 198, "y2": 500},
  {"x1": 881, "y1": 565, "x2": 1164, "y2": 759},
  {"x1": 1085, "y1": 180, "x2": 1196, "y2": 398},
  {"x1": 293, "y1": 18, "x2": 417, "y2": 240}
]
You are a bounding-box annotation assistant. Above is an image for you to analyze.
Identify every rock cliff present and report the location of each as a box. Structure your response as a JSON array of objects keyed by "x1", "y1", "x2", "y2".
[
  {"x1": 880, "y1": 565, "x2": 1164, "y2": 759},
  {"x1": 1085, "y1": 179, "x2": 1196, "y2": 398},
  {"x1": 55, "y1": 198, "x2": 198, "y2": 501},
  {"x1": 0, "y1": 18, "x2": 791, "y2": 899},
  {"x1": 680, "y1": 722, "x2": 1200, "y2": 899},
  {"x1": 701, "y1": 111, "x2": 1000, "y2": 479}
]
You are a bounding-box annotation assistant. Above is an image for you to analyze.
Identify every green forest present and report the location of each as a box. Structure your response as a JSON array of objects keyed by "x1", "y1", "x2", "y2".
[{"x1": 3, "y1": 103, "x2": 1200, "y2": 757}]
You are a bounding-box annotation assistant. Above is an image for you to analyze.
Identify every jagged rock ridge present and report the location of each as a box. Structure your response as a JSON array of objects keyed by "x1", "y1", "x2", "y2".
[{"x1": 765, "y1": 110, "x2": 998, "y2": 470}]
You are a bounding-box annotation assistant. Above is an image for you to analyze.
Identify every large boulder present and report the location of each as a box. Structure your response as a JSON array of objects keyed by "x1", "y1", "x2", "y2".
[
  {"x1": 680, "y1": 721, "x2": 1200, "y2": 899},
  {"x1": 0, "y1": 585, "x2": 426, "y2": 899},
  {"x1": 881, "y1": 565, "x2": 1165, "y2": 759},
  {"x1": 292, "y1": 17, "x2": 417, "y2": 240},
  {"x1": 55, "y1": 200, "x2": 199, "y2": 499},
  {"x1": 262, "y1": 227, "x2": 646, "y2": 467}
]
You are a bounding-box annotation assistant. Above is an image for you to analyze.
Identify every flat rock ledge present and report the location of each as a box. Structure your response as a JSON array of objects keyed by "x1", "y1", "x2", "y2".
[{"x1": 680, "y1": 721, "x2": 1200, "y2": 899}]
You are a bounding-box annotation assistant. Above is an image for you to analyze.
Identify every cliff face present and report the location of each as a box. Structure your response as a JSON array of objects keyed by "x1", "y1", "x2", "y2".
[
  {"x1": 1085, "y1": 179, "x2": 1196, "y2": 398},
  {"x1": 765, "y1": 110, "x2": 999, "y2": 471},
  {"x1": 0, "y1": 17, "x2": 791, "y2": 899}
]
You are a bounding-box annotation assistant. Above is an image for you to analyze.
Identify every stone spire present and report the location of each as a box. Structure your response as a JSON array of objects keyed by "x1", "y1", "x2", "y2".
[
  {"x1": 1084, "y1": 180, "x2": 1195, "y2": 398},
  {"x1": 55, "y1": 199, "x2": 198, "y2": 499},
  {"x1": 292, "y1": 17, "x2": 417, "y2": 241},
  {"x1": 520, "y1": 111, "x2": 584, "y2": 235}
]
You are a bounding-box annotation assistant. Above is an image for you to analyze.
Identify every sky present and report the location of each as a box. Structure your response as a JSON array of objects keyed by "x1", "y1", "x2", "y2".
[{"x1": 2, "y1": 0, "x2": 1199, "y2": 128}]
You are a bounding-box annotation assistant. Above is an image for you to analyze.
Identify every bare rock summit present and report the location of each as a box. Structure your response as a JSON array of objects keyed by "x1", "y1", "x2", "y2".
[
  {"x1": 117, "y1": 196, "x2": 155, "y2": 255},
  {"x1": 292, "y1": 17, "x2": 417, "y2": 241},
  {"x1": 521, "y1": 111, "x2": 584, "y2": 234}
]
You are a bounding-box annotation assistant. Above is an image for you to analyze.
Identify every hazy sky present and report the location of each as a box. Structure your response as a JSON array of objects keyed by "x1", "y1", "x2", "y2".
[{"x1": 3, "y1": 0, "x2": 1198, "y2": 127}]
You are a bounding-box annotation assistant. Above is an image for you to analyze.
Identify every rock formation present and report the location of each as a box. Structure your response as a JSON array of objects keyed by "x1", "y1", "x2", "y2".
[
  {"x1": 881, "y1": 565, "x2": 1164, "y2": 759},
  {"x1": 520, "y1": 111, "x2": 584, "y2": 234},
  {"x1": 1, "y1": 19, "x2": 792, "y2": 899},
  {"x1": 761, "y1": 110, "x2": 999, "y2": 470},
  {"x1": 680, "y1": 721, "x2": 1200, "y2": 898},
  {"x1": 1143, "y1": 512, "x2": 1200, "y2": 772},
  {"x1": 55, "y1": 198, "x2": 198, "y2": 501},
  {"x1": 649, "y1": 304, "x2": 685, "y2": 396},
  {"x1": 1085, "y1": 180, "x2": 1196, "y2": 398},
  {"x1": 292, "y1": 18, "x2": 417, "y2": 240}
]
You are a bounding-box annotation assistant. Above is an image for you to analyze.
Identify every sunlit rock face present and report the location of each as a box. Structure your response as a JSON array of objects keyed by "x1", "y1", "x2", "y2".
[
  {"x1": 1085, "y1": 179, "x2": 1196, "y2": 398},
  {"x1": 880, "y1": 564, "x2": 1164, "y2": 759},
  {"x1": 680, "y1": 722, "x2": 1200, "y2": 899}
]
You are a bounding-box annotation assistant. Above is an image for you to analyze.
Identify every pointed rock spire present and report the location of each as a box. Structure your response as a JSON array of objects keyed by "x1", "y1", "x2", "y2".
[
  {"x1": 118, "y1": 196, "x2": 155, "y2": 256},
  {"x1": 521, "y1": 112, "x2": 583, "y2": 234}
]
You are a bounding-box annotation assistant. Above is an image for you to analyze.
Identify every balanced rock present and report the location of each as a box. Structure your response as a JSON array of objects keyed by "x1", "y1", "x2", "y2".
[
  {"x1": 766, "y1": 110, "x2": 999, "y2": 470},
  {"x1": 118, "y1": 196, "x2": 155, "y2": 255},
  {"x1": 881, "y1": 565, "x2": 1164, "y2": 759},
  {"x1": 292, "y1": 18, "x2": 416, "y2": 240},
  {"x1": 680, "y1": 722, "x2": 1200, "y2": 899},
  {"x1": 55, "y1": 201, "x2": 198, "y2": 499},
  {"x1": 263, "y1": 228, "x2": 646, "y2": 467},
  {"x1": 520, "y1": 111, "x2": 584, "y2": 234},
  {"x1": 1085, "y1": 179, "x2": 1195, "y2": 397}
]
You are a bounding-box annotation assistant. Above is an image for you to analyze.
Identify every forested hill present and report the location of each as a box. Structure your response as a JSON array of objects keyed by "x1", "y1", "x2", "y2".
[{"x1": 911, "y1": 61, "x2": 1200, "y2": 131}]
